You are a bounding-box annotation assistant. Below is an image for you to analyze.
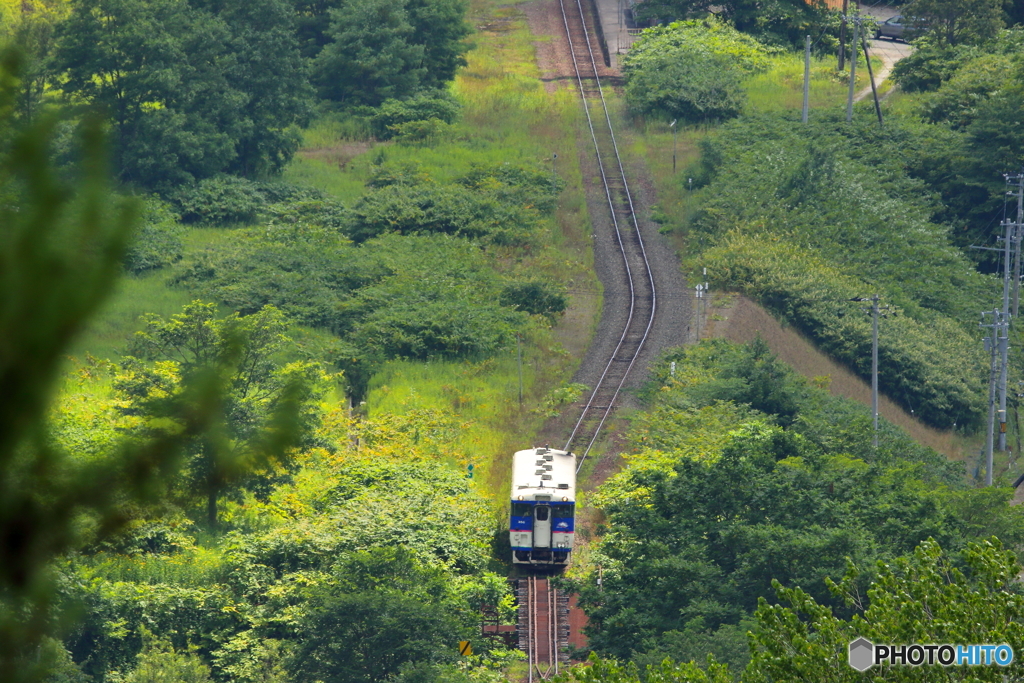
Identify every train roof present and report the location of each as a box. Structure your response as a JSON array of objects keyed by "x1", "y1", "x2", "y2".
[{"x1": 511, "y1": 447, "x2": 576, "y2": 501}]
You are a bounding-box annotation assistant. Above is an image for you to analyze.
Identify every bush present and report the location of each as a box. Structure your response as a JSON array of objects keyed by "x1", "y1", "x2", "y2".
[
  {"x1": 919, "y1": 53, "x2": 1014, "y2": 128},
  {"x1": 625, "y1": 19, "x2": 777, "y2": 76},
  {"x1": 890, "y1": 42, "x2": 976, "y2": 92},
  {"x1": 169, "y1": 176, "x2": 267, "y2": 225},
  {"x1": 624, "y1": 49, "x2": 745, "y2": 123},
  {"x1": 348, "y1": 162, "x2": 559, "y2": 247},
  {"x1": 124, "y1": 199, "x2": 185, "y2": 274},
  {"x1": 370, "y1": 93, "x2": 461, "y2": 140},
  {"x1": 622, "y1": 19, "x2": 778, "y2": 123},
  {"x1": 684, "y1": 113, "x2": 996, "y2": 429},
  {"x1": 499, "y1": 280, "x2": 568, "y2": 318}
]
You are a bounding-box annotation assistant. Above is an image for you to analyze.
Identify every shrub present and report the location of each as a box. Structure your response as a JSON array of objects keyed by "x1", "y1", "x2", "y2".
[
  {"x1": 919, "y1": 53, "x2": 1014, "y2": 128},
  {"x1": 499, "y1": 280, "x2": 568, "y2": 318},
  {"x1": 347, "y1": 170, "x2": 552, "y2": 247},
  {"x1": 625, "y1": 19, "x2": 777, "y2": 76},
  {"x1": 169, "y1": 176, "x2": 267, "y2": 225},
  {"x1": 124, "y1": 199, "x2": 185, "y2": 274},
  {"x1": 370, "y1": 93, "x2": 461, "y2": 140},
  {"x1": 624, "y1": 49, "x2": 746, "y2": 123},
  {"x1": 890, "y1": 41, "x2": 976, "y2": 92}
]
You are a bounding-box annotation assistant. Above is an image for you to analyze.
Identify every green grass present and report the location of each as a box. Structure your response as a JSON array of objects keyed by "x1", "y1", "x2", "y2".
[
  {"x1": 59, "y1": 0, "x2": 600, "y2": 513},
  {"x1": 743, "y1": 53, "x2": 884, "y2": 113},
  {"x1": 70, "y1": 270, "x2": 194, "y2": 361}
]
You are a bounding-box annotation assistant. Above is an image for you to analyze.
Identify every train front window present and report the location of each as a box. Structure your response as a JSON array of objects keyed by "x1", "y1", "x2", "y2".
[
  {"x1": 551, "y1": 504, "x2": 574, "y2": 518},
  {"x1": 512, "y1": 503, "x2": 531, "y2": 517},
  {"x1": 535, "y1": 506, "x2": 550, "y2": 521}
]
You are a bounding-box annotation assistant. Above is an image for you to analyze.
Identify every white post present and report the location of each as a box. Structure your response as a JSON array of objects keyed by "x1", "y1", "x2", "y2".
[{"x1": 802, "y1": 35, "x2": 811, "y2": 124}]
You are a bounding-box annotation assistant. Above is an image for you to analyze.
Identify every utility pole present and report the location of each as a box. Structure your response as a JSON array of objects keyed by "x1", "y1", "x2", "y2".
[
  {"x1": 517, "y1": 333, "x2": 523, "y2": 407},
  {"x1": 838, "y1": 0, "x2": 848, "y2": 70},
  {"x1": 671, "y1": 119, "x2": 677, "y2": 173},
  {"x1": 695, "y1": 269, "x2": 709, "y2": 340},
  {"x1": 1011, "y1": 172, "x2": 1024, "y2": 319},
  {"x1": 982, "y1": 310, "x2": 1008, "y2": 485},
  {"x1": 852, "y1": 295, "x2": 884, "y2": 447},
  {"x1": 846, "y1": 15, "x2": 859, "y2": 123},
  {"x1": 695, "y1": 284, "x2": 704, "y2": 340},
  {"x1": 802, "y1": 35, "x2": 810, "y2": 124},
  {"x1": 860, "y1": 31, "x2": 883, "y2": 126},
  {"x1": 871, "y1": 295, "x2": 879, "y2": 447},
  {"x1": 999, "y1": 216, "x2": 1014, "y2": 450}
]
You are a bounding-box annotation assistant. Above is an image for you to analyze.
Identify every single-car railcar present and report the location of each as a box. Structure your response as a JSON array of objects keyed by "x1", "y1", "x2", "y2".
[{"x1": 510, "y1": 446, "x2": 576, "y2": 567}]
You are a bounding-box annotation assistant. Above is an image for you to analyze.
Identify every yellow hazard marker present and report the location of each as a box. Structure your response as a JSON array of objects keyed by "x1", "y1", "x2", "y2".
[{"x1": 458, "y1": 641, "x2": 472, "y2": 656}]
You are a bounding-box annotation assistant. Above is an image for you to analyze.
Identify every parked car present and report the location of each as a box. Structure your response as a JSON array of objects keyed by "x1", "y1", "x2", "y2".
[{"x1": 874, "y1": 15, "x2": 923, "y2": 41}]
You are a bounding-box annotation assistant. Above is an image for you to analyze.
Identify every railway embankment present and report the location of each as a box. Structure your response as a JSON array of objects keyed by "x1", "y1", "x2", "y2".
[{"x1": 704, "y1": 293, "x2": 966, "y2": 460}]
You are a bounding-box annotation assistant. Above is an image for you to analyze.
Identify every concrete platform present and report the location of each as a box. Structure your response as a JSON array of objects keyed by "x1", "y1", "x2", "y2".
[{"x1": 591, "y1": 0, "x2": 639, "y2": 69}]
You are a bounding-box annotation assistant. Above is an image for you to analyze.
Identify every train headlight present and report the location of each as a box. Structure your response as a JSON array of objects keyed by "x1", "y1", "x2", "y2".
[
  {"x1": 517, "y1": 495, "x2": 524, "y2": 500},
  {"x1": 562, "y1": 496, "x2": 568, "y2": 501}
]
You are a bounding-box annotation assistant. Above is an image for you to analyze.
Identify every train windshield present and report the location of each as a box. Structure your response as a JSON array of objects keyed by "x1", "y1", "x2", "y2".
[
  {"x1": 512, "y1": 503, "x2": 532, "y2": 517},
  {"x1": 535, "y1": 506, "x2": 550, "y2": 521},
  {"x1": 551, "y1": 504, "x2": 574, "y2": 518}
]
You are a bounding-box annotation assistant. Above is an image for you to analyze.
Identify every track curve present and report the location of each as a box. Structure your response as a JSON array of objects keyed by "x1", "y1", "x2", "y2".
[{"x1": 558, "y1": 0, "x2": 657, "y2": 468}]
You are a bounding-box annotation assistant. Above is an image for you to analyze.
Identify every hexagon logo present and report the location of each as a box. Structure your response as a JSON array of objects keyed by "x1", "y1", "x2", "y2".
[{"x1": 849, "y1": 637, "x2": 875, "y2": 671}]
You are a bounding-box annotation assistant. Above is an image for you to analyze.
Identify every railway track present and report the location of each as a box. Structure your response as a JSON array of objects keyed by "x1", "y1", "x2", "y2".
[
  {"x1": 512, "y1": 1, "x2": 657, "y2": 676},
  {"x1": 519, "y1": 576, "x2": 569, "y2": 682},
  {"x1": 558, "y1": 0, "x2": 658, "y2": 468}
]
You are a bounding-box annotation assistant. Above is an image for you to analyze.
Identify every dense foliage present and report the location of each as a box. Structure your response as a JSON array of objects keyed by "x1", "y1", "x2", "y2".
[
  {"x1": 170, "y1": 160, "x2": 566, "y2": 395},
  {"x1": 572, "y1": 339, "x2": 1024, "y2": 673},
  {"x1": 559, "y1": 539, "x2": 1024, "y2": 682},
  {"x1": 686, "y1": 112, "x2": 996, "y2": 429},
  {"x1": 54, "y1": 0, "x2": 312, "y2": 189},
  {"x1": 890, "y1": 29, "x2": 1024, "y2": 269},
  {"x1": 3, "y1": 0, "x2": 471, "y2": 191},
  {"x1": 623, "y1": 20, "x2": 776, "y2": 123},
  {"x1": 630, "y1": 0, "x2": 838, "y2": 48},
  {"x1": 310, "y1": 0, "x2": 471, "y2": 107}
]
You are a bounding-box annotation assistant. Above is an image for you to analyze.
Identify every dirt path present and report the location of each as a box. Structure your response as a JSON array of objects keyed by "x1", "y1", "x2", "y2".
[{"x1": 855, "y1": 37, "x2": 913, "y2": 103}]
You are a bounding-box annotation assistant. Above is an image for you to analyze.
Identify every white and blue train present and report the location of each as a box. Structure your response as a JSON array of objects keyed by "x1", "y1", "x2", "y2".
[{"x1": 509, "y1": 446, "x2": 576, "y2": 567}]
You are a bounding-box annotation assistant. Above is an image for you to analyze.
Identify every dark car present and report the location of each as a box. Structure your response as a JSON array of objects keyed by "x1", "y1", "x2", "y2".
[{"x1": 874, "y1": 15, "x2": 922, "y2": 41}]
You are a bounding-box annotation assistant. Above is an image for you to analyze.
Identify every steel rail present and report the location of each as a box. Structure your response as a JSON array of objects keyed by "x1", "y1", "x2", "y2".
[
  {"x1": 528, "y1": 577, "x2": 536, "y2": 683},
  {"x1": 557, "y1": 0, "x2": 658, "y2": 468}
]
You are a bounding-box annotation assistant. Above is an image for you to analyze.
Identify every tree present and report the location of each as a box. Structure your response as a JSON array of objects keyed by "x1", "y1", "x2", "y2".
[
  {"x1": 115, "y1": 301, "x2": 330, "y2": 527},
  {"x1": 746, "y1": 538, "x2": 1024, "y2": 682},
  {"x1": 553, "y1": 652, "x2": 732, "y2": 683},
  {"x1": 0, "y1": 48, "x2": 216, "y2": 682},
  {"x1": 289, "y1": 547, "x2": 467, "y2": 683},
  {"x1": 404, "y1": 0, "x2": 471, "y2": 90},
  {"x1": 53, "y1": 0, "x2": 312, "y2": 189},
  {"x1": 904, "y1": 0, "x2": 1005, "y2": 45},
  {"x1": 0, "y1": 0, "x2": 70, "y2": 123},
  {"x1": 311, "y1": 0, "x2": 470, "y2": 106},
  {"x1": 53, "y1": 0, "x2": 240, "y2": 188},
  {"x1": 631, "y1": 0, "x2": 835, "y2": 47},
  {"x1": 192, "y1": 0, "x2": 313, "y2": 178},
  {"x1": 312, "y1": 0, "x2": 426, "y2": 106}
]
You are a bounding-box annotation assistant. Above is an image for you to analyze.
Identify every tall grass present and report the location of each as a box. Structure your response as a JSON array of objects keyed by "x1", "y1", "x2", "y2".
[
  {"x1": 744, "y1": 53, "x2": 884, "y2": 112},
  {"x1": 351, "y1": 2, "x2": 598, "y2": 498},
  {"x1": 70, "y1": 270, "x2": 194, "y2": 361}
]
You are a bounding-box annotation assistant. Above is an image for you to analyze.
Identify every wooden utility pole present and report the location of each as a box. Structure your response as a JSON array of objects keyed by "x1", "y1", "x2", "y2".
[{"x1": 839, "y1": 0, "x2": 848, "y2": 70}]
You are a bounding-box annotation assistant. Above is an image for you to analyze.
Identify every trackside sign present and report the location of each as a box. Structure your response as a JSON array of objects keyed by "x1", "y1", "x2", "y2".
[{"x1": 848, "y1": 638, "x2": 1014, "y2": 671}]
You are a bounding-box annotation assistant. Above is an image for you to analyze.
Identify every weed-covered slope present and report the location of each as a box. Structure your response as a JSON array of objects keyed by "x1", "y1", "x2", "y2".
[{"x1": 685, "y1": 112, "x2": 995, "y2": 429}]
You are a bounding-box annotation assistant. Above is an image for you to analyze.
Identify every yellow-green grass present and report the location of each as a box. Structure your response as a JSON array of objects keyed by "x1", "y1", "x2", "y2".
[
  {"x1": 57, "y1": 0, "x2": 599, "y2": 516},
  {"x1": 743, "y1": 52, "x2": 884, "y2": 113},
  {"x1": 69, "y1": 270, "x2": 194, "y2": 362},
  {"x1": 352, "y1": 0, "x2": 598, "y2": 500}
]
